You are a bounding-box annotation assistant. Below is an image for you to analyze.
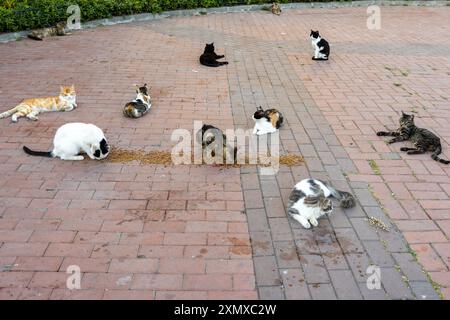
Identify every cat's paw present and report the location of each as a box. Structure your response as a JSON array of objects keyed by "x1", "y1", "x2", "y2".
[
  {"x1": 400, "y1": 147, "x2": 410, "y2": 151},
  {"x1": 309, "y1": 218, "x2": 319, "y2": 227},
  {"x1": 387, "y1": 139, "x2": 396, "y2": 144},
  {"x1": 301, "y1": 221, "x2": 311, "y2": 229},
  {"x1": 377, "y1": 132, "x2": 387, "y2": 136}
]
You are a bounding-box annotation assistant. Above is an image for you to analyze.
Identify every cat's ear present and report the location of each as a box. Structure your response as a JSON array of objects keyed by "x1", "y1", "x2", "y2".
[{"x1": 401, "y1": 111, "x2": 406, "y2": 116}]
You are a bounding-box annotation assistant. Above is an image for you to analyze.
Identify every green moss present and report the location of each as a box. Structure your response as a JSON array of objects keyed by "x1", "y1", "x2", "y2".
[{"x1": 368, "y1": 159, "x2": 381, "y2": 176}]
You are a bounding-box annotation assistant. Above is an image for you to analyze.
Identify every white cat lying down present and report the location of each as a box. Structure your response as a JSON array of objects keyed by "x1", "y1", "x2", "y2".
[{"x1": 23, "y1": 122, "x2": 110, "y2": 161}]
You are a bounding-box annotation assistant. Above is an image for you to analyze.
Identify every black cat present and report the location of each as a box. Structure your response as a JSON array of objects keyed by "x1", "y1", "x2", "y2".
[
  {"x1": 377, "y1": 112, "x2": 450, "y2": 164},
  {"x1": 200, "y1": 43, "x2": 228, "y2": 67}
]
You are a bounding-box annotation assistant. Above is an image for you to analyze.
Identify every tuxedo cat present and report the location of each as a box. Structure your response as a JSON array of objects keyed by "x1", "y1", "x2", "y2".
[
  {"x1": 123, "y1": 84, "x2": 152, "y2": 118},
  {"x1": 252, "y1": 106, "x2": 284, "y2": 135},
  {"x1": 23, "y1": 123, "x2": 110, "y2": 161},
  {"x1": 200, "y1": 43, "x2": 228, "y2": 67},
  {"x1": 377, "y1": 112, "x2": 450, "y2": 164},
  {"x1": 287, "y1": 179, "x2": 355, "y2": 229},
  {"x1": 310, "y1": 30, "x2": 330, "y2": 61}
]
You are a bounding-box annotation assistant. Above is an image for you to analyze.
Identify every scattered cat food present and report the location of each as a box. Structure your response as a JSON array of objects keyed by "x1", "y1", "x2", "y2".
[
  {"x1": 367, "y1": 216, "x2": 390, "y2": 232},
  {"x1": 107, "y1": 148, "x2": 173, "y2": 165},
  {"x1": 279, "y1": 154, "x2": 305, "y2": 166},
  {"x1": 108, "y1": 147, "x2": 304, "y2": 167}
]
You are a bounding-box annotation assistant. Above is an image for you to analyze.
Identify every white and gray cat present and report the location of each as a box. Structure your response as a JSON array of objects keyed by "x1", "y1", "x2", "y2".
[
  {"x1": 287, "y1": 179, "x2": 355, "y2": 229},
  {"x1": 23, "y1": 122, "x2": 110, "y2": 161}
]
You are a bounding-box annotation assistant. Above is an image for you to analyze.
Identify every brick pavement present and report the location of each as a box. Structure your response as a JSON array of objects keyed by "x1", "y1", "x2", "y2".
[{"x1": 0, "y1": 6, "x2": 449, "y2": 299}]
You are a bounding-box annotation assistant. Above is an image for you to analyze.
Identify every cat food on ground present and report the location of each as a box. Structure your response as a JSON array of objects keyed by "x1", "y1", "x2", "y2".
[
  {"x1": 368, "y1": 216, "x2": 390, "y2": 232},
  {"x1": 107, "y1": 149, "x2": 172, "y2": 165},
  {"x1": 108, "y1": 147, "x2": 304, "y2": 167}
]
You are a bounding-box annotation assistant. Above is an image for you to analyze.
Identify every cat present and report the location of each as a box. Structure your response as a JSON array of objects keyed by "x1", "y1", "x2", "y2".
[
  {"x1": 28, "y1": 22, "x2": 68, "y2": 41},
  {"x1": 199, "y1": 43, "x2": 228, "y2": 67},
  {"x1": 0, "y1": 85, "x2": 77, "y2": 123},
  {"x1": 23, "y1": 123, "x2": 110, "y2": 161},
  {"x1": 252, "y1": 106, "x2": 284, "y2": 135},
  {"x1": 196, "y1": 124, "x2": 237, "y2": 163},
  {"x1": 271, "y1": 3, "x2": 282, "y2": 15},
  {"x1": 377, "y1": 112, "x2": 450, "y2": 164},
  {"x1": 310, "y1": 30, "x2": 330, "y2": 61},
  {"x1": 287, "y1": 179, "x2": 355, "y2": 229},
  {"x1": 123, "y1": 84, "x2": 152, "y2": 118}
]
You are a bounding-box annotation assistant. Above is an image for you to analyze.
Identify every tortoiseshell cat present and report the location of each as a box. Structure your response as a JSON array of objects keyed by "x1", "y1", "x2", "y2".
[
  {"x1": 200, "y1": 43, "x2": 228, "y2": 67},
  {"x1": 0, "y1": 85, "x2": 77, "y2": 123},
  {"x1": 377, "y1": 112, "x2": 450, "y2": 164},
  {"x1": 28, "y1": 22, "x2": 68, "y2": 41},
  {"x1": 123, "y1": 84, "x2": 152, "y2": 118},
  {"x1": 252, "y1": 106, "x2": 284, "y2": 135}
]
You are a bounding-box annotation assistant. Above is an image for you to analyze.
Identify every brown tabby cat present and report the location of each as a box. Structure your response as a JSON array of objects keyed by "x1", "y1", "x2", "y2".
[
  {"x1": 0, "y1": 85, "x2": 77, "y2": 123},
  {"x1": 377, "y1": 112, "x2": 450, "y2": 164},
  {"x1": 271, "y1": 3, "x2": 282, "y2": 15},
  {"x1": 28, "y1": 22, "x2": 68, "y2": 41}
]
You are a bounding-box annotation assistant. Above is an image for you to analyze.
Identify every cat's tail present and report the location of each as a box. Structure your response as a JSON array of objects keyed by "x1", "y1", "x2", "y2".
[
  {"x1": 27, "y1": 34, "x2": 43, "y2": 41},
  {"x1": 432, "y1": 145, "x2": 450, "y2": 165},
  {"x1": 327, "y1": 184, "x2": 356, "y2": 209},
  {"x1": 23, "y1": 146, "x2": 53, "y2": 158},
  {"x1": 0, "y1": 106, "x2": 19, "y2": 119},
  {"x1": 200, "y1": 60, "x2": 228, "y2": 67}
]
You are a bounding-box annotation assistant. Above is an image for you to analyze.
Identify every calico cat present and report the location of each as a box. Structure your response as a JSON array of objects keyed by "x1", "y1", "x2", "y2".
[
  {"x1": 23, "y1": 123, "x2": 110, "y2": 161},
  {"x1": 310, "y1": 30, "x2": 330, "y2": 61},
  {"x1": 28, "y1": 22, "x2": 68, "y2": 41},
  {"x1": 0, "y1": 85, "x2": 77, "y2": 123},
  {"x1": 287, "y1": 179, "x2": 355, "y2": 229},
  {"x1": 123, "y1": 84, "x2": 152, "y2": 118},
  {"x1": 200, "y1": 43, "x2": 228, "y2": 67},
  {"x1": 271, "y1": 3, "x2": 282, "y2": 15},
  {"x1": 377, "y1": 112, "x2": 450, "y2": 164},
  {"x1": 196, "y1": 124, "x2": 237, "y2": 162},
  {"x1": 252, "y1": 106, "x2": 284, "y2": 135}
]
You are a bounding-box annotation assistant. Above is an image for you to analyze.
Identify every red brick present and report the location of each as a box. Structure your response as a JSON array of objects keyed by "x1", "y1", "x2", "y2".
[
  {"x1": 13, "y1": 257, "x2": 63, "y2": 272},
  {"x1": 183, "y1": 274, "x2": 232, "y2": 291},
  {"x1": 45, "y1": 243, "x2": 94, "y2": 258},
  {"x1": 103, "y1": 290, "x2": 154, "y2": 300},
  {"x1": 0, "y1": 243, "x2": 48, "y2": 257},
  {"x1": 155, "y1": 291, "x2": 207, "y2": 300},
  {"x1": 208, "y1": 291, "x2": 257, "y2": 300},
  {"x1": 131, "y1": 274, "x2": 183, "y2": 290},
  {"x1": 404, "y1": 231, "x2": 448, "y2": 244},
  {"x1": 411, "y1": 244, "x2": 447, "y2": 272},
  {"x1": 185, "y1": 221, "x2": 228, "y2": 233},
  {"x1": 29, "y1": 230, "x2": 76, "y2": 243},
  {"x1": 164, "y1": 233, "x2": 207, "y2": 246},
  {"x1": 206, "y1": 260, "x2": 254, "y2": 274},
  {"x1": 60, "y1": 257, "x2": 110, "y2": 273},
  {"x1": 109, "y1": 258, "x2": 158, "y2": 273},
  {"x1": 144, "y1": 221, "x2": 186, "y2": 233},
  {"x1": 91, "y1": 244, "x2": 139, "y2": 259},
  {"x1": 50, "y1": 289, "x2": 104, "y2": 300},
  {"x1": 159, "y1": 258, "x2": 205, "y2": 274}
]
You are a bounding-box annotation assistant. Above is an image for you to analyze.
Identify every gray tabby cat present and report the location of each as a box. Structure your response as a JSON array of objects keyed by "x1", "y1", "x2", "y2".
[{"x1": 287, "y1": 179, "x2": 355, "y2": 229}]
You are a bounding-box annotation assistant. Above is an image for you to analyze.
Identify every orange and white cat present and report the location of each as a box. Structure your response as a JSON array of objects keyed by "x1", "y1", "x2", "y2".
[{"x1": 0, "y1": 85, "x2": 77, "y2": 123}]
